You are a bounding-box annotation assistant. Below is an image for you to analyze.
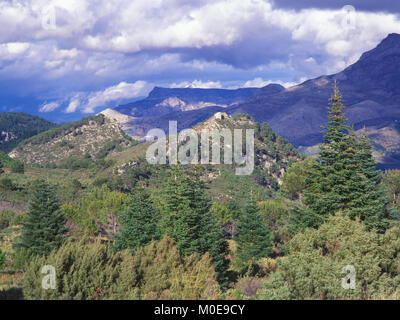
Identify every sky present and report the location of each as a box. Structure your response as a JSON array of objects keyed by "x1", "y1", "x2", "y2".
[{"x1": 1, "y1": 0, "x2": 400, "y2": 122}]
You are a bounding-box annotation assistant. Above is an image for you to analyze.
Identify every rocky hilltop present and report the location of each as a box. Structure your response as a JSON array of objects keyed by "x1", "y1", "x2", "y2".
[{"x1": 9, "y1": 114, "x2": 135, "y2": 166}]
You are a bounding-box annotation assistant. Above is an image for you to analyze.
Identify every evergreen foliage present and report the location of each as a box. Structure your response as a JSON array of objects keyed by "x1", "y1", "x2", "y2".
[
  {"x1": 23, "y1": 239, "x2": 119, "y2": 300},
  {"x1": 291, "y1": 82, "x2": 396, "y2": 233},
  {"x1": 0, "y1": 248, "x2": 5, "y2": 270},
  {"x1": 19, "y1": 179, "x2": 68, "y2": 255},
  {"x1": 62, "y1": 185, "x2": 127, "y2": 236},
  {"x1": 156, "y1": 166, "x2": 230, "y2": 288},
  {"x1": 0, "y1": 112, "x2": 56, "y2": 152},
  {"x1": 236, "y1": 199, "x2": 272, "y2": 271},
  {"x1": 258, "y1": 214, "x2": 400, "y2": 300},
  {"x1": 113, "y1": 187, "x2": 161, "y2": 254},
  {"x1": 23, "y1": 236, "x2": 220, "y2": 300}
]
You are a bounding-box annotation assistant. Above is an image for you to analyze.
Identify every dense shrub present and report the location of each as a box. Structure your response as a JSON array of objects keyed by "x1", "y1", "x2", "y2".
[
  {"x1": 10, "y1": 161, "x2": 25, "y2": 174},
  {"x1": 0, "y1": 177, "x2": 14, "y2": 191},
  {"x1": 13, "y1": 247, "x2": 34, "y2": 271},
  {"x1": 10, "y1": 213, "x2": 25, "y2": 226},
  {"x1": 23, "y1": 236, "x2": 220, "y2": 300},
  {"x1": 0, "y1": 209, "x2": 16, "y2": 229},
  {"x1": 62, "y1": 185, "x2": 127, "y2": 236},
  {"x1": 281, "y1": 157, "x2": 316, "y2": 199},
  {"x1": 23, "y1": 239, "x2": 118, "y2": 300},
  {"x1": 258, "y1": 214, "x2": 400, "y2": 300}
]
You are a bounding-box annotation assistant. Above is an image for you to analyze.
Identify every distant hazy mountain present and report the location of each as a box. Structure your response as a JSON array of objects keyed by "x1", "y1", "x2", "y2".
[
  {"x1": 115, "y1": 86, "x2": 260, "y2": 117},
  {"x1": 0, "y1": 112, "x2": 57, "y2": 153},
  {"x1": 113, "y1": 86, "x2": 277, "y2": 140},
  {"x1": 227, "y1": 33, "x2": 400, "y2": 169}
]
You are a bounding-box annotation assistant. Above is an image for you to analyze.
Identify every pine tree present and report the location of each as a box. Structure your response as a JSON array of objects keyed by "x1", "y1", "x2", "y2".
[
  {"x1": 349, "y1": 128, "x2": 398, "y2": 232},
  {"x1": 157, "y1": 166, "x2": 202, "y2": 255},
  {"x1": 199, "y1": 210, "x2": 230, "y2": 288},
  {"x1": 113, "y1": 187, "x2": 161, "y2": 254},
  {"x1": 236, "y1": 199, "x2": 272, "y2": 272},
  {"x1": 19, "y1": 179, "x2": 67, "y2": 255},
  {"x1": 292, "y1": 82, "x2": 396, "y2": 233},
  {"x1": 156, "y1": 166, "x2": 229, "y2": 288}
]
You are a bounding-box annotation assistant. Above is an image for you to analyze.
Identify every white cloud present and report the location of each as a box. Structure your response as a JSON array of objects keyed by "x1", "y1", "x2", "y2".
[
  {"x1": 65, "y1": 97, "x2": 81, "y2": 113},
  {"x1": 63, "y1": 81, "x2": 153, "y2": 114},
  {"x1": 243, "y1": 77, "x2": 308, "y2": 88},
  {"x1": 170, "y1": 80, "x2": 222, "y2": 89},
  {"x1": 0, "y1": 42, "x2": 30, "y2": 60},
  {"x1": 39, "y1": 101, "x2": 60, "y2": 112}
]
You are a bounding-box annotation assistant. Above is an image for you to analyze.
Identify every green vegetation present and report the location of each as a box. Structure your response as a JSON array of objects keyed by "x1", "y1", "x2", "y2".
[
  {"x1": 290, "y1": 83, "x2": 397, "y2": 233},
  {"x1": 0, "y1": 112, "x2": 56, "y2": 153},
  {"x1": 258, "y1": 214, "x2": 400, "y2": 300},
  {"x1": 113, "y1": 187, "x2": 161, "y2": 253},
  {"x1": 236, "y1": 199, "x2": 272, "y2": 272},
  {"x1": 0, "y1": 210, "x2": 16, "y2": 230},
  {"x1": 62, "y1": 185, "x2": 127, "y2": 237},
  {"x1": 156, "y1": 166, "x2": 230, "y2": 288},
  {"x1": 0, "y1": 249, "x2": 5, "y2": 270},
  {"x1": 22, "y1": 235, "x2": 220, "y2": 300},
  {"x1": 1, "y1": 85, "x2": 400, "y2": 300},
  {"x1": 19, "y1": 179, "x2": 68, "y2": 255}
]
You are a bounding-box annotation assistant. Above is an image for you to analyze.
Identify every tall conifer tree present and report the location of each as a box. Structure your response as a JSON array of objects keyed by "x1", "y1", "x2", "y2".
[
  {"x1": 236, "y1": 199, "x2": 272, "y2": 271},
  {"x1": 113, "y1": 187, "x2": 161, "y2": 254},
  {"x1": 291, "y1": 82, "x2": 396, "y2": 233},
  {"x1": 156, "y1": 166, "x2": 229, "y2": 288},
  {"x1": 20, "y1": 179, "x2": 67, "y2": 255}
]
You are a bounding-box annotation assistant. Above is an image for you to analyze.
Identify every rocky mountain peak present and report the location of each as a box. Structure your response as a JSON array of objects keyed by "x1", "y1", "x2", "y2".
[{"x1": 357, "y1": 33, "x2": 400, "y2": 63}]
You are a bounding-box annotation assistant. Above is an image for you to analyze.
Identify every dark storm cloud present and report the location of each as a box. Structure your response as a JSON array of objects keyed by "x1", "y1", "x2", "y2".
[{"x1": 174, "y1": 29, "x2": 295, "y2": 69}]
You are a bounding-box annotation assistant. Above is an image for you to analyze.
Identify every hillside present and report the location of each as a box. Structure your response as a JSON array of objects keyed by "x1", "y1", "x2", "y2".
[
  {"x1": 227, "y1": 33, "x2": 400, "y2": 169},
  {"x1": 8, "y1": 115, "x2": 136, "y2": 167},
  {"x1": 0, "y1": 112, "x2": 57, "y2": 153},
  {"x1": 104, "y1": 112, "x2": 302, "y2": 202}
]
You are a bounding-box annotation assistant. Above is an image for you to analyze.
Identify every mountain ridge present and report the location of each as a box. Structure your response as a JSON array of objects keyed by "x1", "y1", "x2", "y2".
[{"x1": 226, "y1": 33, "x2": 400, "y2": 168}]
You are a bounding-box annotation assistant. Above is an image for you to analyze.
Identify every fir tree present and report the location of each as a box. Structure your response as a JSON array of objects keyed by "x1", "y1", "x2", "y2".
[
  {"x1": 113, "y1": 187, "x2": 161, "y2": 254},
  {"x1": 349, "y1": 128, "x2": 398, "y2": 232},
  {"x1": 156, "y1": 166, "x2": 230, "y2": 288},
  {"x1": 291, "y1": 82, "x2": 396, "y2": 233},
  {"x1": 19, "y1": 179, "x2": 67, "y2": 255},
  {"x1": 199, "y1": 209, "x2": 230, "y2": 288},
  {"x1": 236, "y1": 199, "x2": 272, "y2": 271}
]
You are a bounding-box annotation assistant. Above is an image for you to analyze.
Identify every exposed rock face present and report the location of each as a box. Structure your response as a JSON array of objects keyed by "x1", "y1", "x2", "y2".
[{"x1": 227, "y1": 33, "x2": 400, "y2": 168}]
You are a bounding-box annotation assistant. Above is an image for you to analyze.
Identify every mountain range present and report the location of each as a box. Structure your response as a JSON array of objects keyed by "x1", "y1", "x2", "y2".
[
  {"x1": 108, "y1": 33, "x2": 400, "y2": 169},
  {"x1": 228, "y1": 33, "x2": 400, "y2": 168},
  {"x1": 108, "y1": 86, "x2": 259, "y2": 140}
]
